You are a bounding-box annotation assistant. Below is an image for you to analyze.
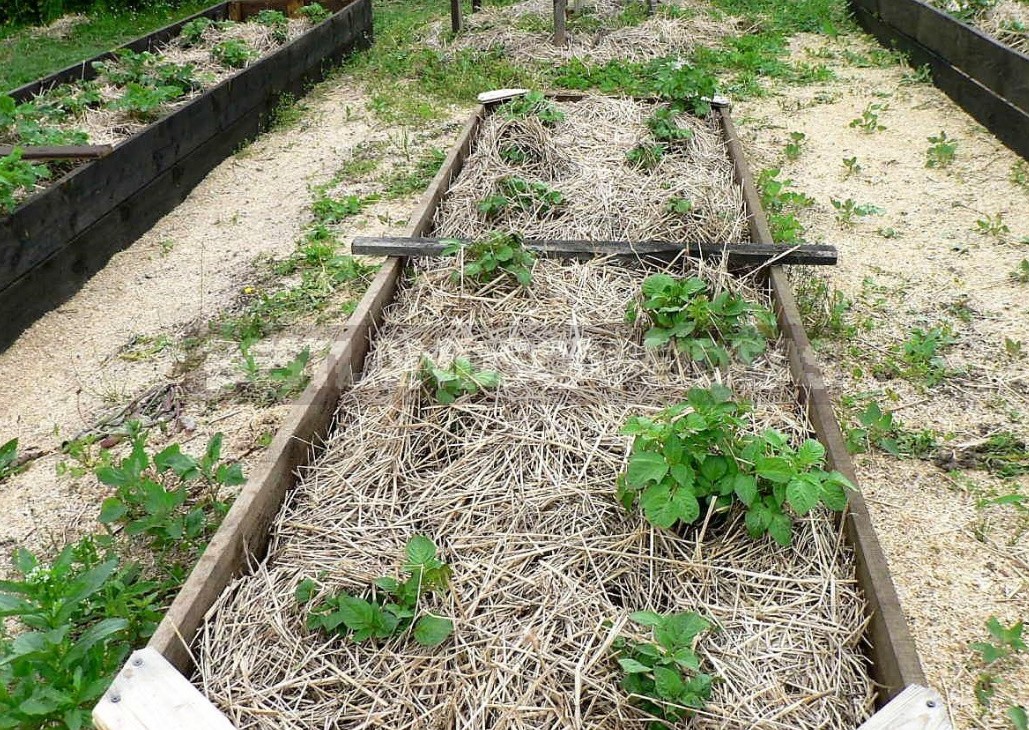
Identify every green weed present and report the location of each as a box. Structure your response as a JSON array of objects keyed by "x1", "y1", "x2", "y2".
[
  {"x1": 976, "y1": 213, "x2": 1010, "y2": 239},
  {"x1": 925, "y1": 131, "x2": 957, "y2": 169},
  {"x1": 848, "y1": 103, "x2": 887, "y2": 133},
  {"x1": 757, "y1": 168, "x2": 813, "y2": 243},
  {"x1": 500, "y1": 90, "x2": 565, "y2": 125},
  {"x1": 626, "y1": 143, "x2": 665, "y2": 171},
  {"x1": 1010, "y1": 260, "x2": 1029, "y2": 284},
  {"x1": 236, "y1": 343, "x2": 312, "y2": 404},
  {"x1": 843, "y1": 399, "x2": 937, "y2": 458},
  {"x1": 0, "y1": 147, "x2": 50, "y2": 212},
  {"x1": 831, "y1": 198, "x2": 884, "y2": 226},
  {"x1": 792, "y1": 274, "x2": 855, "y2": 341},
  {"x1": 0, "y1": 438, "x2": 25, "y2": 482},
  {"x1": 784, "y1": 131, "x2": 806, "y2": 160},
  {"x1": 841, "y1": 156, "x2": 861, "y2": 177},
  {"x1": 877, "y1": 326, "x2": 957, "y2": 387},
  {"x1": 211, "y1": 38, "x2": 256, "y2": 69},
  {"x1": 383, "y1": 147, "x2": 445, "y2": 198},
  {"x1": 298, "y1": 2, "x2": 332, "y2": 24}
]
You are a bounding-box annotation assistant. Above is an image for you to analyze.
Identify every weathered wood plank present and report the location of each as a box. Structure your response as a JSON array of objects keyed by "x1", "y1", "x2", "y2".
[
  {"x1": 857, "y1": 685, "x2": 952, "y2": 730},
  {"x1": 351, "y1": 236, "x2": 839, "y2": 266},
  {"x1": 850, "y1": 3, "x2": 1029, "y2": 162},
  {"x1": 93, "y1": 648, "x2": 237, "y2": 730},
  {"x1": 0, "y1": 144, "x2": 113, "y2": 160}
]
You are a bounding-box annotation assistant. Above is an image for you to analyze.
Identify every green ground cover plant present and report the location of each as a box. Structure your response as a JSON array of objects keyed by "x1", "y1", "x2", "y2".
[
  {"x1": 298, "y1": 535, "x2": 453, "y2": 646},
  {"x1": 626, "y1": 274, "x2": 776, "y2": 367},
  {"x1": 617, "y1": 385, "x2": 851, "y2": 545},
  {"x1": 843, "y1": 398, "x2": 937, "y2": 458},
  {"x1": 211, "y1": 38, "x2": 256, "y2": 69},
  {"x1": 756, "y1": 168, "x2": 813, "y2": 243},
  {"x1": 298, "y1": 2, "x2": 331, "y2": 24},
  {"x1": 925, "y1": 131, "x2": 957, "y2": 168}
]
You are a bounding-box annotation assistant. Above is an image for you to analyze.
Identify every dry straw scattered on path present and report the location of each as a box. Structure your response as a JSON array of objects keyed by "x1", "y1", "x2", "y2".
[{"x1": 196, "y1": 257, "x2": 874, "y2": 730}]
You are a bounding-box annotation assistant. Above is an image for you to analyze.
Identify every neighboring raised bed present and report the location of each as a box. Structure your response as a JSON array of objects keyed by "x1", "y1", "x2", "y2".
[
  {"x1": 95, "y1": 98, "x2": 928, "y2": 728},
  {"x1": 848, "y1": 0, "x2": 1029, "y2": 161},
  {"x1": 0, "y1": 0, "x2": 372, "y2": 351}
]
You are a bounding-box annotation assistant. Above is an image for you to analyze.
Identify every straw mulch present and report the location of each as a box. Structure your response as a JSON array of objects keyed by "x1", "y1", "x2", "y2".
[
  {"x1": 194, "y1": 257, "x2": 875, "y2": 730},
  {"x1": 426, "y1": 0, "x2": 740, "y2": 65},
  {"x1": 982, "y1": 0, "x2": 1029, "y2": 53},
  {"x1": 432, "y1": 96, "x2": 749, "y2": 244}
]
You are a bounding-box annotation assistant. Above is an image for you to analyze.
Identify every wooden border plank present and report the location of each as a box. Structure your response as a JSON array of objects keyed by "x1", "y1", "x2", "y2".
[
  {"x1": 351, "y1": 236, "x2": 839, "y2": 266},
  {"x1": 717, "y1": 106, "x2": 927, "y2": 699},
  {"x1": 0, "y1": 144, "x2": 113, "y2": 160},
  {"x1": 856, "y1": 684, "x2": 951, "y2": 729},
  {"x1": 146, "y1": 103, "x2": 485, "y2": 674},
  {"x1": 849, "y1": 1, "x2": 1029, "y2": 161},
  {"x1": 850, "y1": 0, "x2": 1029, "y2": 114},
  {"x1": 94, "y1": 648, "x2": 236, "y2": 730},
  {"x1": 0, "y1": 0, "x2": 372, "y2": 351}
]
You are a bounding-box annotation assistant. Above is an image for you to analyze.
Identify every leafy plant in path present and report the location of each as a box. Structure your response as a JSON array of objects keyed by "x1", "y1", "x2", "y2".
[
  {"x1": 97, "y1": 425, "x2": 244, "y2": 558},
  {"x1": 626, "y1": 274, "x2": 777, "y2": 368},
  {"x1": 299, "y1": 536, "x2": 454, "y2": 647},
  {"x1": 613, "y1": 611, "x2": 713, "y2": 725},
  {"x1": 617, "y1": 385, "x2": 852, "y2": 545},
  {"x1": 0, "y1": 438, "x2": 25, "y2": 482},
  {"x1": 420, "y1": 356, "x2": 500, "y2": 404},
  {"x1": 443, "y1": 231, "x2": 536, "y2": 288}
]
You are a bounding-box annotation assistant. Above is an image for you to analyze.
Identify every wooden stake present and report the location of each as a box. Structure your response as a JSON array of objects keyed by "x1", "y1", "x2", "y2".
[
  {"x1": 471, "y1": 0, "x2": 482, "y2": 11},
  {"x1": 553, "y1": 0, "x2": 567, "y2": 46},
  {"x1": 646, "y1": 0, "x2": 656, "y2": 15},
  {"x1": 0, "y1": 144, "x2": 113, "y2": 160},
  {"x1": 451, "y1": 0, "x2": 463, "y2": 32}
]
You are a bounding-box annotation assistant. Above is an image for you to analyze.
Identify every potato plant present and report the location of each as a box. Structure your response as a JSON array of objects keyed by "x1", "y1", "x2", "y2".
[
  {"x1": 298, "y1": 536, "x2": 454, "y2": 647},
  {"x1": 617, "y1": 385, "x2": 852, "y2": 545},
  {"x1": 420, "y1": 356, "x2": 500, "y2": 404},
  {"x1": 212, "y1": 39, "x2": 257, "y2": 69},
  {"x1": 626, "y1": 274, "x2": 776, "y2": 367},
  {"x1": 442, "y1": 231, "x2": 536, "y2": 288},
  {"x1": 298, "y1": 2, "x2": 332, "y2": 24},
  {"x1": 0, "y1": 147, "x2": 50, "y2": 213},
  {"x1": 613, "y1": 611, "x2": 713, "y2": 724},
  {"x1": 500, "y1": 90, "x2": 565, "y2": 126}
]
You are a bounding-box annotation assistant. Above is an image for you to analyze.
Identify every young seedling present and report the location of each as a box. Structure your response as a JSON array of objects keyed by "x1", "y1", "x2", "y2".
[
  {"x1": 617, "y1": 385, "x2": 852, "y2": 545},
  {"x1": 793, "y1": 274, "x2": 855, "y2": 341},
  {"x1": 312, "y1": 193, "x2": 370, "y2": 223},
  {"x1": 848, "y1": 103, "x2": 887, "y2": 133},
  {"x1": 666, "y1": 197, "x2": 694, "y2": 215},
  {"x1": 299, "y1": 535, "x2": 454, "y2": 647},
  {"x1": 1011, "y1": 260, "x2": 1029, "y2": 284},
  {"x1": 831, "y1": 198, "x2": 884, "y2": 226},
  {"x1": 1005, "y1": 338, "x2": 1025, "y2": 360},
  {"x1": 180, "y1": 17, "x2": 215, "y2": 46},
  {"x1": 298, "y1": 2, "x2": 332, "y2": 23},
  {"x1": 784, "y1": 131, "x2": 806, "y2": 160},
  {"x1": 1012, "y1": 161, "x2": 1029, "y2": 193},
  {"x1": 925, "y1": 131, "x2": 957, "y2": 168},
  {"x1": 842, "y1": 156, "x2": 861, "y2": 178},
  {"x1": 236, "y1": 342, "x2": 311, "y2": 403},
  {"x1": 627, "y1": 274, "x2": 776, "y2": 367},
  {"x1": 976, "y1": 212, "x2": 1010, "y2": 239},
  {"x1": 420, "y1": 356, "x2": 500, "y2": 404},
  {"x1": 442, "y1": 231, "x2": 536, "y2": 288},
  {"x1": 613, "y1": 611, "x2": 713, "y2": 724},
  {"x1": 626, "y1": 143, "x2": 665, "y2": 171}
]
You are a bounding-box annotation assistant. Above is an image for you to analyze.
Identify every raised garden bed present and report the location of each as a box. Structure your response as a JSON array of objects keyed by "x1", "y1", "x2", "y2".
[
  {"x1": 849, "y1": 0, "x2": 1029, "y2": 161},
  {"x1": 0, "y1": 0, "x2": 372, "y2": 351},
  {"x1": 94, "y1": 96, "x2": 930, "y2": 729}
]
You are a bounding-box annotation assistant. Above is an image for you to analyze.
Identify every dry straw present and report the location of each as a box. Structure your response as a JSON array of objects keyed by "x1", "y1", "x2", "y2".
[
  {"x1": 195, "y1": 256, "x2": 875, "y2": 729},
  {"x1": 432, "y1": 96, "x2": 749, "y2": 244}
]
